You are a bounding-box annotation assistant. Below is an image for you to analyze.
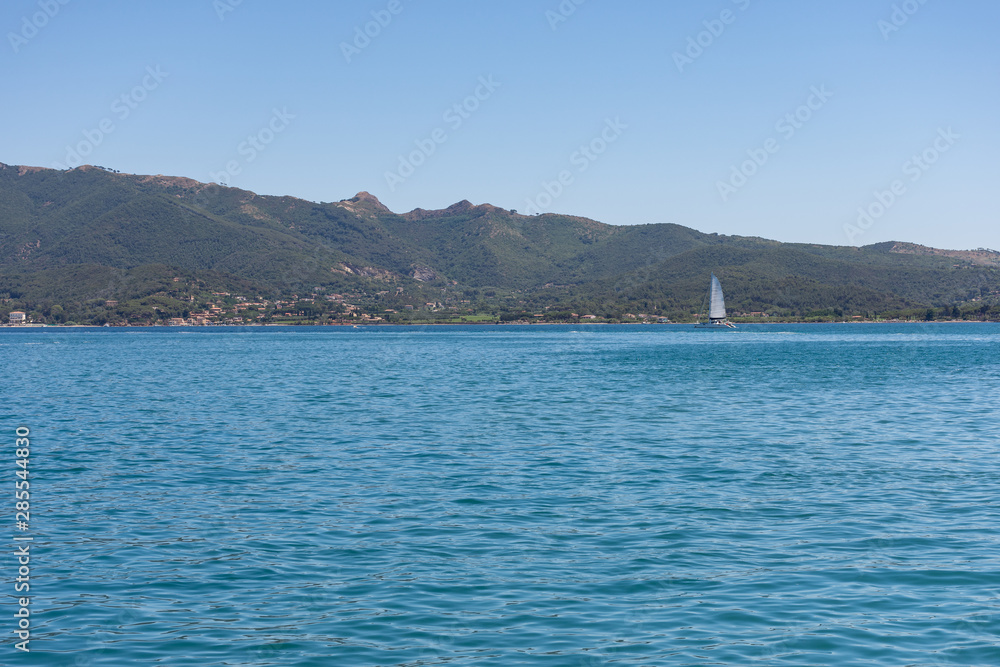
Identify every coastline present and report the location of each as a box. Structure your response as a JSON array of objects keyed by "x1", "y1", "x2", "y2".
[{"x1": 2, "y1": 320, "x2": 997, "y2": 330}]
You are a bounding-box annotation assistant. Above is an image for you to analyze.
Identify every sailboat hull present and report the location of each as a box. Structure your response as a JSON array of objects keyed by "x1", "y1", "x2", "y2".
[{"x1": 693, "y1": 322, "x2": 736, "y2": 329}]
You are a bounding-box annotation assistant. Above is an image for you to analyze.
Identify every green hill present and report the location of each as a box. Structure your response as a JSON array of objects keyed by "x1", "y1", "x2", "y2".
[{"x1": 1, "y1": 162, "x2": 998, "y2": 325}]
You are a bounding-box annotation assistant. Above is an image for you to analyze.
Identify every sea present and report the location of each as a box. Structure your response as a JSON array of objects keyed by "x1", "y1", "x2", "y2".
[{"x1": 3, "y1": 323, "x2": 999, "y2": 666}]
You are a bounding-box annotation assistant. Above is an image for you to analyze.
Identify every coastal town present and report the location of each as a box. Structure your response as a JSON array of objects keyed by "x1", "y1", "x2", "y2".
[{"x1": 4, "y1": 279, "x2": 998, "y2": 328}]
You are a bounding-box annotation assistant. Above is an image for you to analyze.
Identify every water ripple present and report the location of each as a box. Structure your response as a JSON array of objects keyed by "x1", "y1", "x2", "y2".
[{"x1": 2, "y1": 324, "x2": 999, "y2": 665}]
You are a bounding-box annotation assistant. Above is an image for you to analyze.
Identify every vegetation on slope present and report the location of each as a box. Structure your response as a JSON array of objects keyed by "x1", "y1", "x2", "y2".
[{"x1": 1, "y1": 163, "x2": 998, "y2": 325}]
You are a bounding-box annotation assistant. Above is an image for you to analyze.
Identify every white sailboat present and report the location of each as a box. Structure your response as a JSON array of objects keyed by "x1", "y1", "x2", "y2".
[{"x1": 694, "y1": 273, "x2": 736, "y2": 329}]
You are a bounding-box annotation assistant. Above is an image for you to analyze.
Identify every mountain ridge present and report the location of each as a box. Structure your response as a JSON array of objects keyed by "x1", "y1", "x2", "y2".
[
  {"x1": 1, "y1": 162, "x2": 998, "y2": 324},
  {"x1": 5, "y1": 161, "x2": 996, "y2": 255}
]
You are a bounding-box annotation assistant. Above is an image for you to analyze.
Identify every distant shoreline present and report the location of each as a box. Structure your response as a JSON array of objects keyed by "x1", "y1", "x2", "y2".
[{"x1": 2, "y1": 320, "x2": 997, "y2": 330}]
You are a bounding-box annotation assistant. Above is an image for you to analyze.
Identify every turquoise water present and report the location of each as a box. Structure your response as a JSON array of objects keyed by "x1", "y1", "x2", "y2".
[{"x1": 3, "y1": 323, "x2": 1000, "y2": 665}]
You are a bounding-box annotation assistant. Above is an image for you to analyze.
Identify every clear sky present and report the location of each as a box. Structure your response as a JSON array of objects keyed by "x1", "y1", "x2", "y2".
[{"x1": 4, "y1": 0, "x2": 997, "y2": 250}]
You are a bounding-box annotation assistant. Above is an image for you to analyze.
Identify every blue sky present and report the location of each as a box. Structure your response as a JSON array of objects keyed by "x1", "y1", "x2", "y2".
[{"x1": 3, "y1": 0, "x2": 997, "y2": 250}]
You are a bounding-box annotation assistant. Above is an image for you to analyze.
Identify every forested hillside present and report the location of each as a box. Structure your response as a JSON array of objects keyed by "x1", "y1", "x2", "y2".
[{"x1": 2, "y1": 163, "x2": 998, "y2": 325}]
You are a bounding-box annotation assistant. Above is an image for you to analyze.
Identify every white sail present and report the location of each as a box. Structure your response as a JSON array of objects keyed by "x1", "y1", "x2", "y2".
[{"x1": 709, "y1": 273, "x2": 726, "y2": 319}]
